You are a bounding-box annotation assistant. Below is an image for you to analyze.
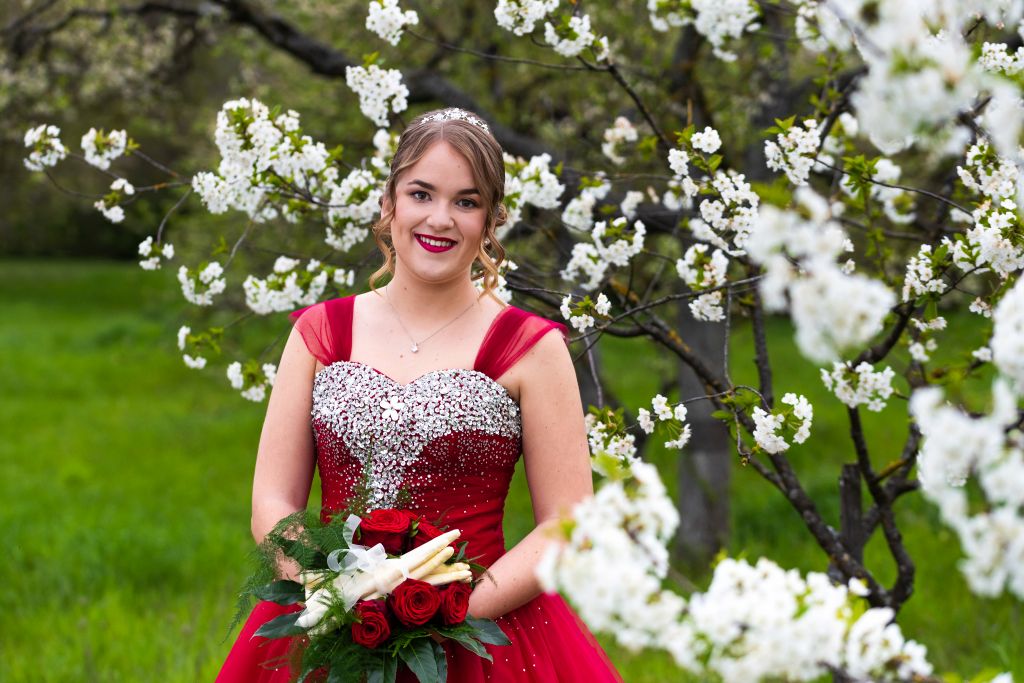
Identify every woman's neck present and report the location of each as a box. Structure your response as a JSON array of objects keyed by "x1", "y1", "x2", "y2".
[{"x1": 382, "y1": 269, "x2": 481, "y2": 324}]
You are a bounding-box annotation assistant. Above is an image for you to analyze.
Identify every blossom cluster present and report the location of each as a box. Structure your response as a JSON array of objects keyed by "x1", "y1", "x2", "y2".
[
  {"x1": 502, "y1": 152, "x2": 565, "y2": 235},
  {"x1": 561, "y1": 216, "x2": 646, "y2": 290},
  {"x1": 676, "y1": 243, "x2": 729, "y2": 322},
  {"x1": 956, "y1": 142, "x2": 1024, "y2": 278},
  {"x1": 243, "y1": 256, "x2": 351, "y2": 315},
  {"x1": 493, "y1": 0, "x2": 558, "y2": 36},
  {"x1": 560, "y1": 175, "x2": 610, "y2": 233},
  {"x1": 192, "y1": 99, "x2": 333, "y2": 222},
  {"x1": 176, "y1": 325, "x2": 210, "y2": 369},
  {"x1": 602, "y1": 117, "x2": 638, "y2": 166},
  {"x1": 539, "y1": 459, "x2": 940, "y2": 681},
  {"x1": 559, "y1": 292, "x2": 611, "y2": 333},
  {"x1": 820, "y1": 361, "x2": 896, "y2": 412},
  {"x1": 81, "y1": 127, "x2": 129, "y2": 170},
  {"x1": 910, "y1": 380, "x2": 1024, "y2": 599},
  {"x1": 177, "y1": 261, "x2": 227, "y2": 306},
  {"x1": 636, "y1": 393, "x2": 691, "y2": 450},
  {"x1": 751, "y1": 393, "x2": 813, "y2": 454},
  {"x1": 365, "y1": 0, "x2": 419, "y2": 46},
  {"x1": 23, "y1": 124, "x2": 67, "y2": 171},
  {"x1": 137, "y1": 235, "x2": 174, "y2": 271},
  {"x1": 227, "y1": 359, "x2": 278, "y2": 402},
  {"x1": 799, "y1": 2, "x2": 1021, "y2": 158},
  {"x1": 326, "y1": 168, "x2": 385, "y2": 252},
  {"x1": 536, "y1": 459, "x2": 684, "y2": 651},
  {"x1": 583, "y1": 408, "x2": 640, "y2": 479},
  {"x1": 647, "y1": 0, "x2": 761, "y2": 62},
  {"x1": 345, "y1": 64, "x2": 409, "y2": 128},
  {"x1": 543, "y1": 13, "x2": 609, "y2": 60},
  {"x1": 748, "y1": 188, "x2": 895, "y2": 363},
  {"x1": 764, "y1": 118, "x2": 821, "y2": 186},
  {"x1": 690, "y1": 170, "x2": 759, "y2": 255},
  {"x1": 902, "y1": 243, "x2": 948, "y2": 302},
  {"x1": 93, "y1": 177, "x2": 135, "y2": 224}
]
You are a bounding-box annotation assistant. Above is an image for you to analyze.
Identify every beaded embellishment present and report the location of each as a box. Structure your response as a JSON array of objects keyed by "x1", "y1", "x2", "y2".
[
  {"x1": 416, "y1": 107, "x2": 490, "y2": 132},
  {"x1": 311, "y1": 361, "x2": 520, "y2": 508}
]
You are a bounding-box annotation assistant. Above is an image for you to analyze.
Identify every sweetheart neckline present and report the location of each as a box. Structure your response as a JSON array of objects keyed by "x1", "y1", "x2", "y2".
[{"x1": 314, "y1": 359, "x2": 520, "y2": 406}]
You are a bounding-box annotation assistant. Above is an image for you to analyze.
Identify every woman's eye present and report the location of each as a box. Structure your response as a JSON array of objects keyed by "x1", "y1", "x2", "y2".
[
  {"x1": 457, "y1": 198, "x2": 479, "y2": 208},
  {"x1": 411, "y1": 190, "x2": 429, "y2": 201}
]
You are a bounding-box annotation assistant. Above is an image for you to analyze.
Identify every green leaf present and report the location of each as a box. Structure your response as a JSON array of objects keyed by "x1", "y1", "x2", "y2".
[
  {"x1": 431, "y1": 640, "x2": 448, "y2": 681},
  {"x1": 255, "y1": 579, "x2": 305, "y2": 605},
  {"x1": 382, "y1": 655, "x2": 398, "y2": 683},
  {"x1": 254, "y1": 611, "x2": 305, "y2": 639},
  {"x1": 446, "y1": 632, "x2": 492, "y2": 661},
  {"x1": 710, "y1": 409, "x2": 733, "y2": 421},
  {"x1": 774, "y1": 115, "x2": 796, "y2": 131},
  {"x1": 464, "y1": 617, "x2": 511, "y2": 646},
  {"x1": 398, "y1": 639, "x2": 439, "y2": 683}
]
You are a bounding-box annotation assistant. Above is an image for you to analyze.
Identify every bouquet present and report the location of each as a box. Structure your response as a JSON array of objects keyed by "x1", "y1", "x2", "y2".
[{"x1": 243, "y1": 507, "x2": 510, "y2": 683}]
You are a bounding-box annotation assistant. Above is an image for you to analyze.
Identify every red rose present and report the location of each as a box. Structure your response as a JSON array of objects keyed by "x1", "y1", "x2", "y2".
[
  {"x1": 351, "y1": 600, "x2": 392, "y2": 649},
  {"x1": 387, "y1": 578, "x2": 441, "y2": 627},
  {"x1": 437, "y1": 582, "x2": 472, "y2": 626},
  {"x1": 359, "y1": 509, "x2": 411, "y2": 554},
  {"x1": 408, "y1": 517, "x2": 445, "y2": 550}
]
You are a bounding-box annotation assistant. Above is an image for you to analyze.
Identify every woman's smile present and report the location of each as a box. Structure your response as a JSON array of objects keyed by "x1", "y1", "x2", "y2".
[{"x1": 414, "y1": 232, "x2": 458, "y2": 252}]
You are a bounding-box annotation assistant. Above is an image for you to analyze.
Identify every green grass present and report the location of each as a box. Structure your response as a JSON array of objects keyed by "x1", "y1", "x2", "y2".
[{"x1": 1, "y1": 259, "x2": 1020, "y2": 681}]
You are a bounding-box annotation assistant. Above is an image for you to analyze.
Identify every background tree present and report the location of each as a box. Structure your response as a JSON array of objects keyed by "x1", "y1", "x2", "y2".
[{"x1": 7, "y1": 0, "x2": 1024, "y2": 680}]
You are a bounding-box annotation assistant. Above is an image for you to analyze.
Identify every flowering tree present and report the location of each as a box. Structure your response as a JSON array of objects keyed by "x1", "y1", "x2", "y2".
[{"x1": 10, "y1": 0, "x2": 1024, "y2": 680}]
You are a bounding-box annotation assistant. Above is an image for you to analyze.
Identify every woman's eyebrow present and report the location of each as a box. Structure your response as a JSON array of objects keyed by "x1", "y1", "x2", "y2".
[{"x1": 407, "y1": 179, "x2": 480, "y2": 195}]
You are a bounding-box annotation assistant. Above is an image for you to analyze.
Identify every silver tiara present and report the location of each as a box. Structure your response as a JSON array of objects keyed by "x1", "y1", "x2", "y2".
[{"x1": 417, "y1": 108, "x2": 490, "y2": 132}]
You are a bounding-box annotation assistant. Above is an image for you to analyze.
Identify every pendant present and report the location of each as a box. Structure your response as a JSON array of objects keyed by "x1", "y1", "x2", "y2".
[{"x1": 411, "y1": 343, "x2": 419, "y2": 353}]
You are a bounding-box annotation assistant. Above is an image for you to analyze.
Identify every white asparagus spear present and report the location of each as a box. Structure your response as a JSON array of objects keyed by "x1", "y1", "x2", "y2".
[
  {"x1": 363, "y1": 545, "x2": 455, "y2": 600},
  {"x1": 426, "y1": 561, "x2": 469, "y2": 575},
  {"x1": 296, "y1": 529, "x2": 461, "y2": 630},
  {"x1": 420, "y1": 569, "x2": 473, "y2": 586}
]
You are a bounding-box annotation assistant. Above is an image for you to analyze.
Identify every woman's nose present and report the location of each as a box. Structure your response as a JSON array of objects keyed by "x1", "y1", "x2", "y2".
[{"x1": 426, "y1": 202, "x2": 454, "y2": 229}]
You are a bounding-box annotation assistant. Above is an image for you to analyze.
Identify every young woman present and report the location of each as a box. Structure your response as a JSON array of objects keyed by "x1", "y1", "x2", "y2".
[{"x1": 218, "y1": 107, "x2": 622, "y2": 682}]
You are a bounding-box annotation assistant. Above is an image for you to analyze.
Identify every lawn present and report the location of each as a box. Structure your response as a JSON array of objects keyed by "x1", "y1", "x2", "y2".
[{"x1": 1, "y1": 259, "x2": 1019, "y2": 681}]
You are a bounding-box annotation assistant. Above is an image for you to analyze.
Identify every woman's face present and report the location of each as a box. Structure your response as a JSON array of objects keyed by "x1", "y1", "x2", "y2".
[{"x1": 384, "y1": 139, "x2": 487, "y2": 286}]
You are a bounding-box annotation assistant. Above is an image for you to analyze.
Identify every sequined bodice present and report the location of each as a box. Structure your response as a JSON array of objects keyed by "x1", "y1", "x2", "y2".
[{"x1": 311, "y1": 360, "x2": 524, "y2": 567}]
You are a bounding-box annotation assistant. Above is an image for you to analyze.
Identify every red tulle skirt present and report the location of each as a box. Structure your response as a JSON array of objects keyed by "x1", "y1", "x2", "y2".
[{"x1": 217, "y1": 592, "x2": 623, "y2": 682}]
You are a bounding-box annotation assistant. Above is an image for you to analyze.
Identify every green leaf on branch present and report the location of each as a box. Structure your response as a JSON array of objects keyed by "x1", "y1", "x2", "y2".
[{"x1": 675, "y1": 124, "x2": 695, "y2": 146}]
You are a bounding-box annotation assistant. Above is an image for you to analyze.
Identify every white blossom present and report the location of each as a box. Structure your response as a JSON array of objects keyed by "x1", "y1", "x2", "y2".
[
  {"x1": 81, "y1": 127, "x2": 128, "y2": 170},
  {"x1": 178, "y1": 261, "x2": 226, "y2": 306},
  {"x1": 765, "y1": 119, "x2": 820, "y2": 186},
  {"x1": 821, "y1": 361, "x2": 896, "y2": 412},
  {"x1": 494, "y1": 0, "x2": 558, "y2": 36},
  {"x1": 345, "y1": 65, "x2": 409, "y2": 127},
  {"x1": 648, "y1": 0, "x2": 760, "y2": 61},
  {"x1": 544, "y1": 13, "x2": 603, "y2": 59},
  {"x1": 691, "y1": 126, "x2": 722, "y2": 154},
  {"x1": 602, "y1": 117, "x2": 638, "y2": 165},
  {"x1": 365, "y1": 0, "x2": 418, "y2": 46},
  {"x1": 23, "y1": 124, "x2": 67, "y2": 171}
]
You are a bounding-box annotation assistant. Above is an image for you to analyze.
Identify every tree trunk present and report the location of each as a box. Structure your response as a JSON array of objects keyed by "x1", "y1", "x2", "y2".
[{"x1": 674, "y1": 302, "x2": 731, "y2": 568}]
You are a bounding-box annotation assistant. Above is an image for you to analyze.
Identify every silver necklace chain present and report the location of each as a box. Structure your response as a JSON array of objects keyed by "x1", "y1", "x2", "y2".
[{"x1": 384, "y1": 286, "x2": 479, "y2": 353}]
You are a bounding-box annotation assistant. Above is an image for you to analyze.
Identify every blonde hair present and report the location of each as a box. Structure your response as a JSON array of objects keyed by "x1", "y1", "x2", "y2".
[{"x1": 370, "y1": 108, "x2": 508, "y2": 305}]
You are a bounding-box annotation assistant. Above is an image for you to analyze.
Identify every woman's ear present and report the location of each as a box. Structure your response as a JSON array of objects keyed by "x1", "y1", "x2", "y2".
[{"x1": 379, "y1": 192, "x2": 392, "y2": 215}]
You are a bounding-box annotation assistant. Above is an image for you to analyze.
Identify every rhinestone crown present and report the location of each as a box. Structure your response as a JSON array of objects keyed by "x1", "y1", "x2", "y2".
[{"x1": 417, "y1": 107, "x2": 490, "y2": 132}]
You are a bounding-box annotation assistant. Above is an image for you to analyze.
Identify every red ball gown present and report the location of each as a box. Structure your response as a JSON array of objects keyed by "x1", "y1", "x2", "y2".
[{"x1": 217, "y1": 295, "x2": 623, "y2": 682}]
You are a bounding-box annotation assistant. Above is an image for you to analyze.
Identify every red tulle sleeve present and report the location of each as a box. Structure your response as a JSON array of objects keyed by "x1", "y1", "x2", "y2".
[
  {"x1": 287, "y1": 296, "x2": 354, "y2": 366},
  {"x1": 474, "y1": 306, "x2": 569, "y2": 381}
]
